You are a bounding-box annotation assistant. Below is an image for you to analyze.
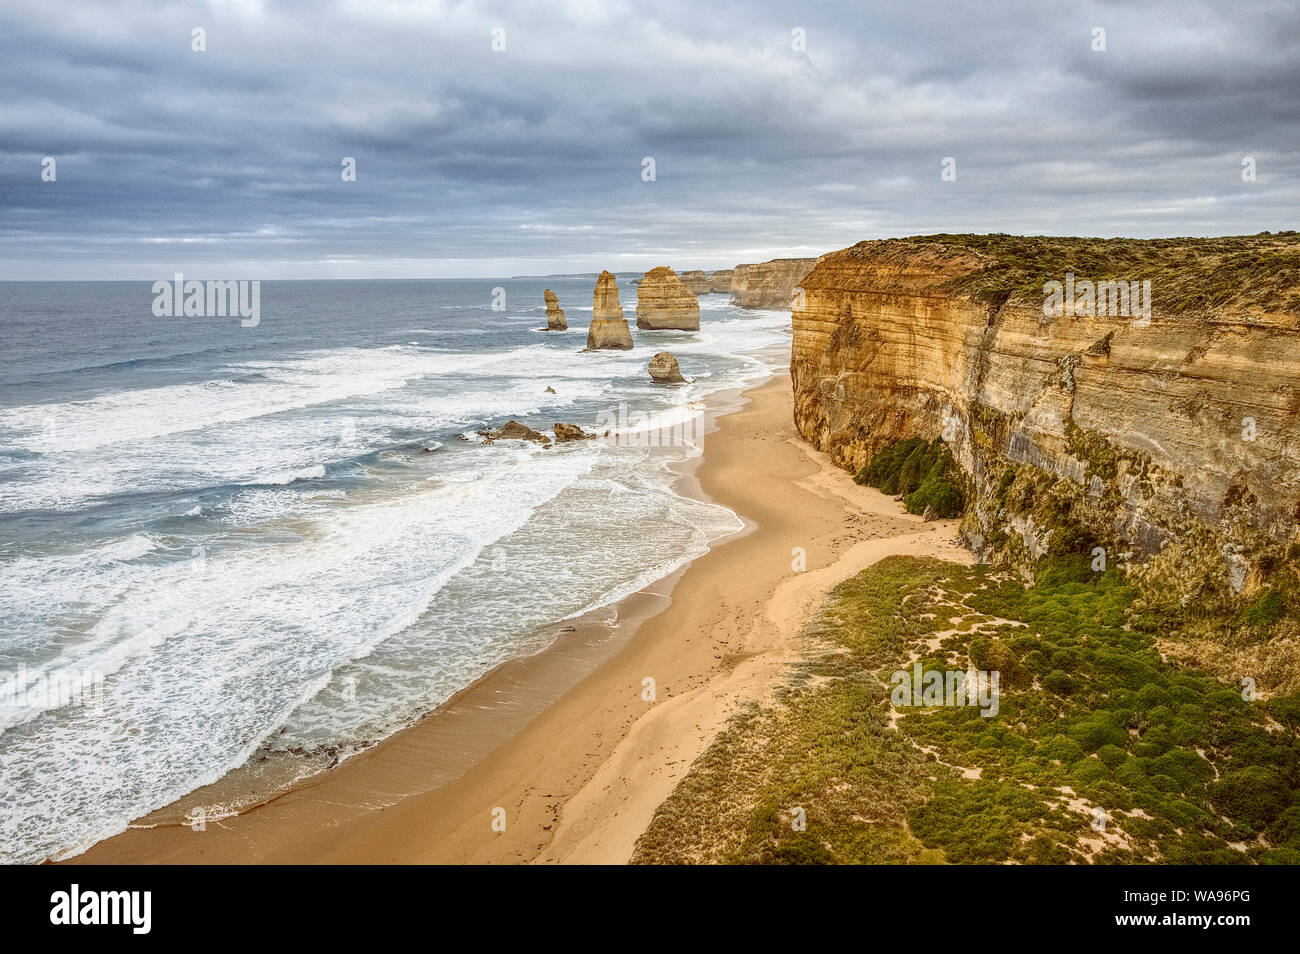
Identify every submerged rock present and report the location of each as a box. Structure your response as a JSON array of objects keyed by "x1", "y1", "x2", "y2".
[
  {"x1": 636, "y1": 266, "x2": 700, "y2": 331},
  {"x1": 585, "y1": 271, "x2": 634, "y2": 350},
  {"x1": 648, "y1": 351, "x2": 687, "y2": 383},
  {"x1": 542, "y1": 289, "x2": 567, "y2": 330}
]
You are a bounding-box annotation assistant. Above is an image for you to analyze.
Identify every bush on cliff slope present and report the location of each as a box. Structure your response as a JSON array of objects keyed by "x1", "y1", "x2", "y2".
[{"x1": 855, "y1": 437, "x2": 964, "y2": 518}]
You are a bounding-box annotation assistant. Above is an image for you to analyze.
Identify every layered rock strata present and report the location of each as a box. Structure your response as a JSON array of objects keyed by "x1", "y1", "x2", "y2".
[
  {"x1": 708, "y1": 269, "x2": 733, "y2": 294},
  {"x1": 585, "y1": 270, "x2": 634, "y2": 350},
  {"x1": 676, "y1": 270, "x2": 712, "y2": 295},
  {"x1": 636, "y1": 266, "x2": 701, "y2": 330},
  {"x1": 729, "y1": 258, "x2": 818, "y2": 309},
  {"x1": 542, "y1": 289, "x2": 567, "y2": 330},
  {"x1": 648, "y1": 351, "x2": 687, "y2": 383},
  {"x1": 790, "y1": 234, "x2": 1300, "y2": 583}
]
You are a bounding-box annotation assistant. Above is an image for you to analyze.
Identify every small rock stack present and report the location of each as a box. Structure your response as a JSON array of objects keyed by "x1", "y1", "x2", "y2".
[{"x1": 542, "y1": 289, "x2": 567, "y2": 330}]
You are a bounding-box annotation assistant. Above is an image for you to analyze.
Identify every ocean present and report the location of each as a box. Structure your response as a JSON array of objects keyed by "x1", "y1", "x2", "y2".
[{"x1": 0, "y1": 278, "x2": 791, "y2": 864}]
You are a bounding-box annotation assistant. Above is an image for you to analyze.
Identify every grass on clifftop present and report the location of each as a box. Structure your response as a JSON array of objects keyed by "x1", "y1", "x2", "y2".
[
  {"x1": 894, "y1": 231, "x2": 1300, "y2": 318},
  {"x1": 631, "y1": 556, "x2": 1300, "y2": 865}
]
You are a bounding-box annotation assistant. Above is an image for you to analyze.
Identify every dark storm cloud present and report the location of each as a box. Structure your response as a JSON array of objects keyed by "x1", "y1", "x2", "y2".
[{"x1": 0, "y1": 0, "x2": 1296, "y2": 278}]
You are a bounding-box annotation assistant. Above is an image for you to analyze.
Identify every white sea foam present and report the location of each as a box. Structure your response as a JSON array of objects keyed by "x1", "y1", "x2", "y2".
[
  {"x1": 0, "y1": 292, "x2": 793, "y2": 864},
  {"x1": 243, "y1": 463, "x2": 327, "y2": 486}
]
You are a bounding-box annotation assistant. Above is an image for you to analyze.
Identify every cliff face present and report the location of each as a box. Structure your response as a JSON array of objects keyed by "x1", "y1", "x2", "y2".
[
  {"x1": 792, "y1": 235, "x2": 1300, "y2": 584},
  {"x1": 729, "y1": 264, "x2": 755, "y2": 303},
  {"x1": 636, "y1": 266, "x2": 700, "y2": 330},
  {"x1": 586, "y1": 270, "x2": 634, "y2": 350},
  {"x1": 731, "y1": 258, "x2": 818, "y2": 309},
  {"x1": 676, "y1": 270, "x2": 712, "y2": 295},
  {"x1": 708, "y1": 269, "x2": 733, "y2": 294}
]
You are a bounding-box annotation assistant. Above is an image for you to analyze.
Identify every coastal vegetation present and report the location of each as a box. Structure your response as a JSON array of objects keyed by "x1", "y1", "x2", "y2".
[
  {"x1": 854, "y1": 438, "x2": 964, "y2": 519},
  {"x1": 632, "y1": 556, "x2": 1300, "y2": 865},
  {"x1": 896, "y1": 231, "x2": 1300, "y2": 316}
]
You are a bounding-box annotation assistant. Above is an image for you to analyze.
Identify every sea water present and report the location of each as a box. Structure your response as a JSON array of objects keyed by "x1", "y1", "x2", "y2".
[{"x1": 0, "y1": 278, "x2": 790, "y2": 863}]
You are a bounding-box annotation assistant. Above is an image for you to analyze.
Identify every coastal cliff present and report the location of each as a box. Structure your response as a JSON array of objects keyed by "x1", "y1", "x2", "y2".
[
  {"x1": 636, "y1": 266, "x2": 700, "y2": 330},
  {"x1": 676, "y1": 270, "x2": 712, "y2": 295},
  {"x1": 731, "y1": 257, "x2": 818, "y2": 308},
  {"x1": 708, "y1": 269, "x2": 733, "y2": 294},
  {"x1": 791, "y1": 234, "x2": 1300, "y2": 662}
]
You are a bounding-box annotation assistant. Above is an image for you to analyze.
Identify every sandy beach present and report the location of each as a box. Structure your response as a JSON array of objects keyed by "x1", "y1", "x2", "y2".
[{"x1": 69, "y1": 372, "x2": 967, "y2": 864}]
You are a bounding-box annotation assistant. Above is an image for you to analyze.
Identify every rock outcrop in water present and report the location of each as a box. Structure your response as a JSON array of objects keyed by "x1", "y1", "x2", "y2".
[
  {"x1": 485, "y1": 420, "x2": 552, "y2": 446},
  {"x1": 585, "y1": 270, "x2": 634, "y2": 350},
  {"x1": 648, "y1": 351, "x2": 686, "y2": 383},
  {"x1": 676, "y1": 270, "x2": 712, "y2": 295},
  {"x1": 636, "y1": 266, "x2": 700, "y2": 331},
  {"x1": 791, "y1": 233, "x2": 1300, "y2": 596},
  {"x1": 730, "y1": 258, "x2": 818, "y2": 309},
  {"x1": 553, "y1": 422, "x2": 592, "y2": 442},
  {"x1": 542, "y1": 289, "x2": 567, "y2": 330}
]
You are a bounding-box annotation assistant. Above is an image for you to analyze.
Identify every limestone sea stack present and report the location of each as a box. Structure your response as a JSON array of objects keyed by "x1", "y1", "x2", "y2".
[
  {"x1": 635, "y1": 266, "x2": 701, "y2": 331},
  {"x1": 585, "y1": 270, "x2": 634, "y2": 350},
  {"x1": 676, "y1": 270, "x2": 712, "y2": 295},
  {"x1": 542, "y1": 289, "x2": 567, "y2": 330},
  {"x1": 648, "y1": 351, "x2": 686, "y2": 383},
  {"x1": 708, "y1": 269, "x2": 733, "y2": 294}
]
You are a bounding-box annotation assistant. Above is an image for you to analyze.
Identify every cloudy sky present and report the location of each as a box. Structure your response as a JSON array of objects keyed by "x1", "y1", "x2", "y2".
[{"x1": 1, "y1": 0, "x2": 1297, "y2": 279}]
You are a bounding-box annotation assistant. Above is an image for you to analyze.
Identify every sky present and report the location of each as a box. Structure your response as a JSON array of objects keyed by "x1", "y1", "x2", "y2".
[{"x1": 1, "y1": 0, "x2": 1297, "y2": 279}]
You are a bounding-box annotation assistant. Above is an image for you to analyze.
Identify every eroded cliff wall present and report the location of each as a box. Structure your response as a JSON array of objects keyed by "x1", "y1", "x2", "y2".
[
  {"x1": 731, "y1": 257, "x2": 818, "y2": 309},
  {"x1": 792, "y1": 236, "x2": 1300, "y2": 585}
]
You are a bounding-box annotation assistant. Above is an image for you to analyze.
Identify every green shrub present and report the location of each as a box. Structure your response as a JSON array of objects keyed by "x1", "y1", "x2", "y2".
[
  {"x1": 1041, "y1": 735, "x2": 1085, "y2": 764},
  {"x1": 1068, "y1": 714, "x2": 1128, "y2": 752},
  {"x1": 856, "y1": 437, "x2": 926, "y2": 492},
  {"x1": 1043, "y1": 669, "x2": 1075, "y2": 695},
  {"x1": 1114, "y1": 759, "x2": 1148, "y2": 787},
  {"x1": 1238, "y1": 589, "x2": 1286, "y2": 629},
  {"x1": 761, "y1": 835, "x2": 834, "y2": 865},
  {"x1": 1267, "y1": 692, "x2": 1300, "y2": 731},
  {"x1": 1261, "y1": 847, "x2": 1300, "y2": 865},
  {"x1": 1210, "y1": 767, "x2": 1290, "y2": 835},
  {"x1": 1097, "y1": 744, "x2": 1128, "y2": 769},
  {"x1": 1071, "y1": 757, "x2": 1111, "y2": 785},
  {"x1": 858, "y1": 437, "x2": 965, "y2": 518},
  {"x1": 1267, "y1": 805, "x2": 1300, "y2": 849}
]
